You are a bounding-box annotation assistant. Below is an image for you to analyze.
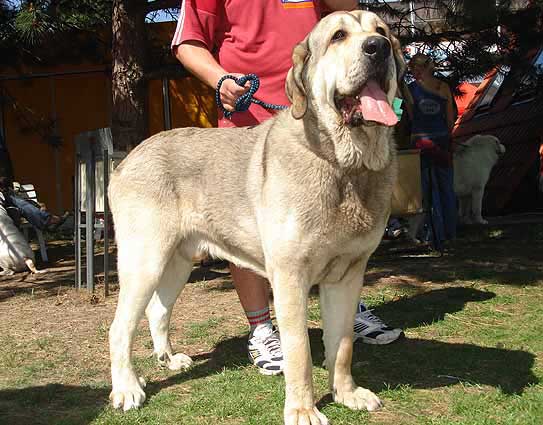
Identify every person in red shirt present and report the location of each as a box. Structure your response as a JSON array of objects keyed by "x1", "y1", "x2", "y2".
[{"x1": 172, "y1": 0, "x2": 403, "y2": 376}]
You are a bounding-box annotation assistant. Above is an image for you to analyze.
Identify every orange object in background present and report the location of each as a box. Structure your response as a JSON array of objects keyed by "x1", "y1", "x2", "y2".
[{"x1": 455, "y1": 82, "x2": 479, "y2": 118}]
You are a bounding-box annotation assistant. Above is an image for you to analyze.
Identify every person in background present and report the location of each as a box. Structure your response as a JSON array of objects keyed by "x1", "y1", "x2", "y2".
[
  {"x1": 406, "y1": 53, "x2": 457, "y2": 250},
  {"x1": 172, "y1": 0, "x2": 403, "y2": 375},
  {"x1": 0, "y1": 177, "x2": 68, "y2": 231}
]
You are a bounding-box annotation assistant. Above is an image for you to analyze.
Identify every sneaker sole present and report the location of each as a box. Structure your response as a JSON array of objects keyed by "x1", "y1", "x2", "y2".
[
  {"x1": 257, "y1": 367, "x2": 283, "y2": 376},
  {"x1": 248, "y1": 354, "x2": 283, "y2": 376}
]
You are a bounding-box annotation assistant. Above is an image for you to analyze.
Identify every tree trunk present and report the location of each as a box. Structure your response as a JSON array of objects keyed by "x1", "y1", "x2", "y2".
[{"x1": 111, "y1": 0, "x2": 147, "y2": 152}]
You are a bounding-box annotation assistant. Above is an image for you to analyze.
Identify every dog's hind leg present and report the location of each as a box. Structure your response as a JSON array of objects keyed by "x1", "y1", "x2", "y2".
[
  {"x1": 146, "y1": 249, "x2": 193, "y2": 371},
  {"x1": 109, "y1": 229, "x2": 179, "y2": 411},
  {"x1": 320, "y1": 258, "x2": 383, "y2": 412},
  {"x1": 459, "y1": 195, "x2": 472, "y2": 224},
  {"x1": 471, "y1": 187, "x2": 487, "y2": 224}
]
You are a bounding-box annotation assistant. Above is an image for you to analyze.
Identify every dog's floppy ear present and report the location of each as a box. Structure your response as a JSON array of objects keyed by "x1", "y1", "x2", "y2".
[{"x1": 286, "y1": 39, "x2": 309, "y2": 120}]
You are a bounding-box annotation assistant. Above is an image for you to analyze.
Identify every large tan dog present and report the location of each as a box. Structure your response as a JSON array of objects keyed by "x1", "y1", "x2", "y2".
[
  {"x1": 454, "y1": 134, "x2": 505, "y2": 224},
  {"x1": 108, "y1": 10, "x2": 405, "y2": 425}
]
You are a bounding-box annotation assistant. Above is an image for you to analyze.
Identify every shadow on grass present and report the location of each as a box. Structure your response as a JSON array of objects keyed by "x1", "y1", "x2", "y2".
[
  {"x1": 0, "y1": 383, "x2": 110, "y2": 425},
  {"x1": 144, "y1": 287, "x2": 533, "y2": 399},
  {"x1": 368, "y1": 223, "x2": 543, "y2": 287},
  {"x1": 371, "y1": 286, "x2": 496, "y2": 330},
  {"x1": 1, "y1": 327, "x2": 536, "y2": 425},
  {"x1": 0, "y1": 266, "x2": 76, "y2": 302},
  {"x1": 0, "y1": 272, "x2": 537, "y2": 424},
  {"x1": 0, "y1": 334, "x2": 536, "y2": 425}
]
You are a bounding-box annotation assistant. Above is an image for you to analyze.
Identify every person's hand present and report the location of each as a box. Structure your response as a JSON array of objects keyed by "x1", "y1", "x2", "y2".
[
  {"x1": 415, "y1": 138, "x2": 434, "y2": 150},
  {"x1": 218, "y1": 73, "x2": 251, "y2": 112}
]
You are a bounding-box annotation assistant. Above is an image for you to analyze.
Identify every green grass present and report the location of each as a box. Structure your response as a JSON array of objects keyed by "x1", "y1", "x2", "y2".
[{"x1": 0, "y1": 223, "x2": 542, "y2": 424}]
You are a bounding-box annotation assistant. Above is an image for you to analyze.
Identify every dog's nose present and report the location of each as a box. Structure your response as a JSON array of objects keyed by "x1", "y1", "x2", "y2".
[{"x1": 362, "y1": 36, "x2": 391, "y2": 61}]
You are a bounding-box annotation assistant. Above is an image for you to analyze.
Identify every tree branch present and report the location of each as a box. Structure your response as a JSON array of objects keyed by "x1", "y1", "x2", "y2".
[{"x1": 146, "y1": 0, "x2": 179, "y2": 13}]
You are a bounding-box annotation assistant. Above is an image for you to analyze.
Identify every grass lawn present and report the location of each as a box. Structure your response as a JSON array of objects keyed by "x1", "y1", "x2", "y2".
[{"x1": 0, "y1": 222, "x2": 541, "y2": 425}]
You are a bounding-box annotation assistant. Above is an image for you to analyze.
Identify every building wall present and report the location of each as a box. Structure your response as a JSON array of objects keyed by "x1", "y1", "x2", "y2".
[{"x1": 1, "y1": 69, "x2": 216, "y2": 213}]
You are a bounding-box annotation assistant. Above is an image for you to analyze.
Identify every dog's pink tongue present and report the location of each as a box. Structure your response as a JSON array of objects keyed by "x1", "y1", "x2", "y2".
[{"x1": 360, "y1": 81, "x2": 398, "y2": 126}]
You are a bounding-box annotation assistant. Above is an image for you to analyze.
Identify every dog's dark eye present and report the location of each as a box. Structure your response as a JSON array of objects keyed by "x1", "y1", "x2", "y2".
[
  {"x1": 375, "y1": 27, "x2": 387, "y2": 37},
  {"x1": 331, "y1": 30, "x2": 346, "y2": 42}
]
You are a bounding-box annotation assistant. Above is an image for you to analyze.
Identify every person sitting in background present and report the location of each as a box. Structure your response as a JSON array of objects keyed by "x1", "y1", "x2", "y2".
[{"x1": 0, "y1": 177, "x2": 68, "y2": 231}]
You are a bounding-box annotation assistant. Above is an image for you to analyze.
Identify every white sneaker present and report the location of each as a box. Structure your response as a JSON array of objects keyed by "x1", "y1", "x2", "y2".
[
  {"x1": 247, "y1": 324, "x2": 284, "y2": 376},
  {"x1": 353, "y1": 303, "x2": 404, "y2": 345}
]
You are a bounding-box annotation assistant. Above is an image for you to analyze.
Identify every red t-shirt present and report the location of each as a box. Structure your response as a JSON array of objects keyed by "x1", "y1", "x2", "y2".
[{"x1": 172, "y1": 0, "x2": 320, "y2": 127}]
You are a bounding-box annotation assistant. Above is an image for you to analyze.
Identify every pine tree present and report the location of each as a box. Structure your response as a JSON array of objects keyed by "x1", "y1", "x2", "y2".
[{"x1": 0, "y1": 0, "x2": 177, "y2": 151}]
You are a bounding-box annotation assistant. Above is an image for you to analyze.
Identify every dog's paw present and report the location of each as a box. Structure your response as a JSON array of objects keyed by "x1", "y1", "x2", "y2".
[
  {"x1": 167, "y1": 353, "x2": 193, "y2": 371},
  {"x1": 284, "y1": 407, "x2": 329, "y2": 425},
  {"x1": 474, "y1": 218, "x2": 488, "y2": 225},
  {"x1": 110, "y1": 377, "x2": 147, "y2": 411},
  {"x1": 334, "y1": 387, "x2": 383, "y2": 411}
]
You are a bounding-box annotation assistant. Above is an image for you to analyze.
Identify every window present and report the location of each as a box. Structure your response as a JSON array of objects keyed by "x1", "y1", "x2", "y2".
[{"x1": 512, "y1": 47, "x2": 543, "y2": 103}]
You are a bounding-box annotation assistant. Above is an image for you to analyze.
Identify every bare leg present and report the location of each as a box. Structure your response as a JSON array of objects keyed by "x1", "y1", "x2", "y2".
[{"x1": 230, "y1": 264, "x2": 270, "y2": 312}]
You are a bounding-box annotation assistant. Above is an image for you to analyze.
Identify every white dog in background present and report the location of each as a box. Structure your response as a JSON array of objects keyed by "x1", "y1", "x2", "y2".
[
  {"x1": 0, "y1": 202, "x2": 43, "y2": 275},
  {"x1": 454, "y1": 134, "x2": 506, "y2": 224}
]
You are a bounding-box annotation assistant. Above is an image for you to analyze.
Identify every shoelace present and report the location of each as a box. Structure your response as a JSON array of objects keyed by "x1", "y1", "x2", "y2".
[
  {"x1": 263, "y1": 331, "x2": 283, "y2": 357},
  {"x1": 359, "y1": 309, "x2": 386, "y2": 326}
]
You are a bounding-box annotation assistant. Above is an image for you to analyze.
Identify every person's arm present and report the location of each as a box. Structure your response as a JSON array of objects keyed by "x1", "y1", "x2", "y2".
[
  {"x1": 400, "y1": 83, "x2": 414, "y2": 121},
  {"x1": 321, "y1": 0, "x2": 359, "y2": 10},
  {"x1": 175, "y1": 41, "x2": 249, "y2": 112},
  {"x1": 175, "y1": 41, "x2": 226, "y2": 90},
  {"x1": 443, "y1": 84, "x2": 456, "y2": 132}
]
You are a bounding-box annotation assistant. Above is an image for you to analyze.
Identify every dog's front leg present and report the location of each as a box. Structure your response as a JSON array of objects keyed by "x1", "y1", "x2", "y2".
[
  {"x1": 272, "y1": 272, "x2": 328, "y2": 425},
  {"x1": 319, "y1": 260, "x2": 382, "y2": 412}
]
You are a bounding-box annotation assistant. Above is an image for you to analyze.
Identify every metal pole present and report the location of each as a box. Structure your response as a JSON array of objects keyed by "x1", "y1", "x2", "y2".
[
  {"x1": 50, "y1": 79, "x2": 63, "y2": 213},
  {"x1": 103, "y1": 149, "x2": 110, "y2": 297},
  {"x1": 85, "y1": 144, "x2": 96, "y2": 292},
  {"x1": 75, "y1": 155, "x2": 82, "y2": 289},
  {"x1": 409, "y1": 1, "x2": 416, "y2": 36},
  {"x1": 162, "y1": 77, "x2": 172, "y2": 131}
]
